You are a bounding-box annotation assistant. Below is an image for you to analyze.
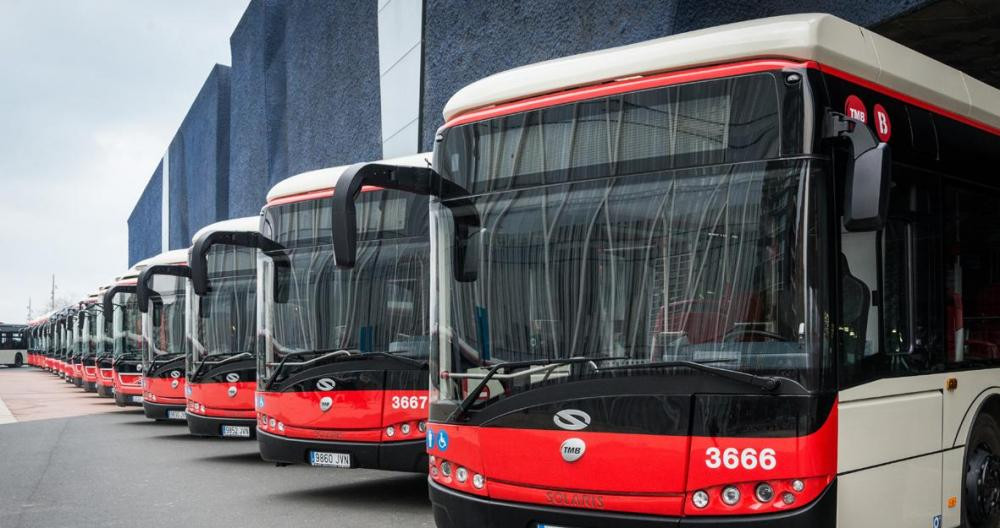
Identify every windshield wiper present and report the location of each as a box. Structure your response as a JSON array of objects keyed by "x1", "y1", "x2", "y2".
[
  {"x1": 594, "y1": 360, "x2": 781, "y2": 392},
  {"x1": 445, "y1": 357, "x2": 780, "y2": 423},
  {"x1": 263, "y1": 349, "x2": 427, "y2": 390},
  {"x1": 445, "y1": 356, "x2": 609, "y2": 423},
  {"x1": 191, "y1": 352, "x2": 253, "y2": 381}
]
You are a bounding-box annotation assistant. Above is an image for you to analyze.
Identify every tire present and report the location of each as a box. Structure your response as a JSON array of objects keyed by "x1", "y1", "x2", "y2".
[
  {"x1": 13, "y1": 353, "x2": 22, "y2": 367},
  {"x1": 963, "y1": 412, "x2": 1000, "y2": 528}
]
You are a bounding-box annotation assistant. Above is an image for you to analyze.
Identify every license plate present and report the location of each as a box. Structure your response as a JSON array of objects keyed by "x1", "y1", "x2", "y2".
[
  {"x1": 131, "y1": 395, "x2": 144, "y2": 403},
  {"x1": 221, "y1": 425, "x2": 251, "y2": 438},
  {"x1": 167, "y1": 410, "x2": 187, "y2": 420},
  {"x1": 309, "y1": 451, "x2": 351, "y2": 468}
]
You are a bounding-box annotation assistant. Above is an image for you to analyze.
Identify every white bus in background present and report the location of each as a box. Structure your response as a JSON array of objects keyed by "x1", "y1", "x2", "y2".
[{"x1": 0, "y1": 324, "x2": 28, "y2": 367}]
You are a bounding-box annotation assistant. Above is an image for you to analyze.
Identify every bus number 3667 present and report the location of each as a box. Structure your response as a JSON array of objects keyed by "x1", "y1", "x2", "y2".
[
  {"x1": 705, "y1": 447, "x2": 776, "y2": 470},
  {"x1": 391, "y1": 396, "x2": 428, "y2": 410}
]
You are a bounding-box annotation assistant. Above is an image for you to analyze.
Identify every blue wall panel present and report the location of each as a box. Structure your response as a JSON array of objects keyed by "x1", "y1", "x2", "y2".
[
  {"x1": 420, "y1": 0, "x2": 934, "y2": 150},
  {"x1": 168, "y1": 64, "x2": 231, "y2": 249},
  {"x1": 282, "y1": 0, "x2": 381, "y2": 178},
  {"x1": 227, "y1": 0, "x2": 382, "y2": 218},
  {"x1": 227, "y1": 0, "x2": 276, "y2": 219},
  {"x1": 127, "y1": 161, "x2": 162, "y2": 267}
]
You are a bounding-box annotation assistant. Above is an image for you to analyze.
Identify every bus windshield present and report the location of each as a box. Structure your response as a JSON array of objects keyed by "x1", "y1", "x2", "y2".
[
  {"x1": 431, "y1": 72, "x2": 831, "y2": 412},
  {"x1": 80, "y1": 305, "x2": 102, "y2": 358},
  {"x1": 188, "y1": 246, "x2": 256, "y2": 368},
  {"x1": 142, "y1": 275, "x2": 187, "y2": 360},
  {"x1": 258, "y1": 190, "x2": 429, "y2": 385},
  {"x1": 112, "y1": 292, "x2": 142, "y2": 360}
]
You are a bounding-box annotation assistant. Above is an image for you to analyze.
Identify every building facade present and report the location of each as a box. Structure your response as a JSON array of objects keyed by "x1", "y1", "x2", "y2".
[{"x1": 127, "y1": 0, "x2": 940, "y2": 265}]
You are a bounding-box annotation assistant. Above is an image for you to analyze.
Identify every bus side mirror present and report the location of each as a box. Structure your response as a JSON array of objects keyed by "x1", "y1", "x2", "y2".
[
  {"x1": 188, "y1": 229, "x2": 288, "y2": 303},
  {"x1": 824, "y1": 110, "x2": 892, "y2": 232},
  {"x1": 137, "y1": 265, "x2": 191, "y2": 314},
  {"x1": 331, "y1": 162, "x2": 480, "y2": 282},
  {"x1": 102, "y1": 285, "x2": 136, "y2": 318}
]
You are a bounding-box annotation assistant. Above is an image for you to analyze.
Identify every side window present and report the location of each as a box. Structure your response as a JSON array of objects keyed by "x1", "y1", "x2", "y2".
[
  {"x1": 840, "y1": 168, "x2": 945, "y2": 387},
  {"x1": 944, "y1": 185, "x2": 1000, "y2": 364}
]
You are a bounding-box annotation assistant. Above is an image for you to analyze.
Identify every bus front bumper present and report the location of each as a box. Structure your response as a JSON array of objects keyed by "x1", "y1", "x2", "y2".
[
  {"x1": 142, "y1": 401, "x2": 186, "y2": 422},
  {"x1": 257, "y1": 429, "x2": 427, "y2": 472},
  {"x1": 428, "y1": 479, "x2": 836, "y2": 528},
  {"x1": 186, "y1": 412, "x2": 256, "y2": 439}
]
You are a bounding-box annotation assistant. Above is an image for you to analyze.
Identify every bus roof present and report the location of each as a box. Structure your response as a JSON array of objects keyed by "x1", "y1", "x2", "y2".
[
  {"x1": 143, "y1": 248, "x2": 190, "y2": 267},
  {"x1": 266, "y1": 152, "x2": 432, "y2": 203},
  {"x1": 443, "y1": 13, "x2": 1000, "y2": 131},
  {"x1": 191, "y1": 216, "x2": 259, "y2": 242}
]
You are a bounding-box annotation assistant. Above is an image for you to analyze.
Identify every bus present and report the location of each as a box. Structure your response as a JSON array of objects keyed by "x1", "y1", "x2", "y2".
[
  {"x1": 136, "y1": 248, "x2": 190, "y2": 421},
  {"x1": 0, "y1": 323, "x2": 28, "y2": 368},
  {"x1": 329, "y1": 13, "x2": 1000, "y2": 528},
  {"x1": 197, "y1": 153, "x2": 432, "y2": 470},
  {"x1": 103, "y1": 262, "x2": 149, "y2": 406},
  {"x1": 78, "y1": 291, "x2": 105, "y2": 392},
  {"x1": 183, "y1": 216, "x2": 259, "y2": 438},
  {"x1": 57, "y1": 308, "x2": 75, "y2": 381},
  {"x1": 68, "y1": 306, "x2": 84, "y2": 387}
]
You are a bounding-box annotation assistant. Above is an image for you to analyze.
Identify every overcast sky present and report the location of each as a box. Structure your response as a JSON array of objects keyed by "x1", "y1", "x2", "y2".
[{"x1": 0, "y1": 0, "x2": 250, "y2": 323}]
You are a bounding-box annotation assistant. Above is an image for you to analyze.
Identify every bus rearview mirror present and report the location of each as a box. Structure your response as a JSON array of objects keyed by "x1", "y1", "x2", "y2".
[
  {"x1": 844, "y1": 143, "x2": 891, "y2": 232},
  {"x1": 188, "y1": 230, "x2": 288, "y2": 303},
  {"x1": 331, "y1": 162, "x2": 481, "y2": 282},
  {"x1": 823, "y1": 110, "x2": 892, "y2": 232}
]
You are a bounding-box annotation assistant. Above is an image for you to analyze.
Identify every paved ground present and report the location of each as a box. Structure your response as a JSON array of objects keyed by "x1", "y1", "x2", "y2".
[
  {"x1": 0, "y1": 367, "x2": 434, "y2": 528},
  {"x1": 0, "y1": 367, "x2": 126, "y2": 423}
]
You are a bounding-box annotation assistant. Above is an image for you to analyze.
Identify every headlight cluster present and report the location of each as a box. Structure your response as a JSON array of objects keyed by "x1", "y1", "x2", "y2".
[
  {"x1": 688, "y1": 477, "x2": 827, "y2": 515},
  {"x1": 384, "y1": 420, "x2": 427, "y2": 440},
  {"x1": 257, "y1": 413, "x2": 285, "y2": 433},
  {"x1": 429, "y1": 455, "x2": 486, "y2": 494},
  {"x1": 186, "y1": 401, "x2": 207, "y2": 415}
]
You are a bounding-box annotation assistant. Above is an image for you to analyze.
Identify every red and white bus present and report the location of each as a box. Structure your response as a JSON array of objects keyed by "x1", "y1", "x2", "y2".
[
  {"x1": 77, "y1": 291, "x2": 105, "y2": 392},
  {"x1": 103, "y1": 262, "x2": 148, "y2": 406},
  {"x1": 196, "y1": 154, "x2": 433, "y2": 470},
  {"x1": 136, "y1": 248, "x2": 191, "y2": 421},
  {"x1": 331, "y1": 14, "x2": 1000, "y2": 528},
  {"x1": 183, "y1": 217, "x2": 259, "y2": 438}
]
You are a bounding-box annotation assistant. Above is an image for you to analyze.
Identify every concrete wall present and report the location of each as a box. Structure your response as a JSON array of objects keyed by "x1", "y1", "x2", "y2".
[
  {"x1": 127, "y1": 161, "x2": 162, "y2": 266},
  {"x1": 167, "y1": 64, "x2": 231, "y2": 250}
]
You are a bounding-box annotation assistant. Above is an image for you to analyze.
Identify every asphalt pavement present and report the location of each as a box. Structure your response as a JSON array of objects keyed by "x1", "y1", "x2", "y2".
[{"x1": 0, "y1": 367, "x2": 434, "y2": 528}]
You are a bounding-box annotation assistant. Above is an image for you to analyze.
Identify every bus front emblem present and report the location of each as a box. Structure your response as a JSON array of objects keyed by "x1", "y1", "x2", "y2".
[
  {"x1": 316, "y1": 378, "x2": 337, "y2": 391},
  {"x1": 554, "y1": 409, "x2": 591, "y2": 431},
  {"x1": 319, "y1": 396, "x2": 333, "y2": 412},
  {"x1": 560, "y1": 438, "x2": 586, "y2": 463}
]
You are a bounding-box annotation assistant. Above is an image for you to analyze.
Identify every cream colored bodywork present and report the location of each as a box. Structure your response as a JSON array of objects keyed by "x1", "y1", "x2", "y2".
[
  {"x1": 838, "y1": 371, "x2": 1000, "y2": 527},
  {"x1": 443, "y1": 14, "x2": 1000, "y2": 133}
]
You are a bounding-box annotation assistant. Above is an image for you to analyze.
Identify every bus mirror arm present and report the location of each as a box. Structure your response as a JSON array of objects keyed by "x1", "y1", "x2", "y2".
[
  {"x1": 102, "y1": 285, "x2": 136, "y2": 319},
  {"x1": 189, "y1": 229, "x2": 290, "y2": 302},
  {"x1": 823, "y1": 110, "x2": 892, "y2": 232},
  {"x1": 137, "y1": 265, "x2": 191, "y2": 314},
  {"x1": 331, "y1": 162, "x2": 481, "y2": 282}
]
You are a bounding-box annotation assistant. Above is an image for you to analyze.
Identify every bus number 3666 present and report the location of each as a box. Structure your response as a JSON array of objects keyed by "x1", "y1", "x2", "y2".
[
  {"x1": 705, "y1": 447, "x2": 776, "y2": 470},
  {"x1": 391, "y1": 396, "x2": 428, "y2": 409}
]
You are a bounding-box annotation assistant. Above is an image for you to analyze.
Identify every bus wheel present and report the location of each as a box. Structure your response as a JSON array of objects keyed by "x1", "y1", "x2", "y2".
[
  {"x1": 965, "y1": 413, "x2": 1000, "y2": 527},
  {"x1": 11, "y1": 353, "x2": 23, "y2": 368}
]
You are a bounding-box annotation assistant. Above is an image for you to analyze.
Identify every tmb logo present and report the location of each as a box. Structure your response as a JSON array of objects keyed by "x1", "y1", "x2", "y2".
[
  {"x1": 553, "y1": 409, "x2": 591, "y2": 431},
  {"x1": 844, "y1": 95, "x2": 867, "y2": 124},
  {"x1": 315, "y1": 378, "x2": 337, "y2": 391}
]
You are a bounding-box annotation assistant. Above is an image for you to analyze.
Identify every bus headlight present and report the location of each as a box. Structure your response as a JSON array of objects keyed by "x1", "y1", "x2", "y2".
[
  {"x1": 456, "y1": 467, "x2": 468, "y2": 483},
  {"x1": 721, "y1": 486, "x2": 741, "y2": 505},
  {"x1": 692, "y1": 490, "x2": 709, "y2": 509},
  {"x1": 472, "y1": 473, "x2": 485, "y2": 489},
  {"x1": 755, "y1": 483, "x2": 774, "y2": 503}
]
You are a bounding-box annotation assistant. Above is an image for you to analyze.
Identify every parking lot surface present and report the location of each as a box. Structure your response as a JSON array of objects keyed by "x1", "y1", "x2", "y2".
[{"x1": 0, "y1": 368, "x2": 434, "y2": 528}]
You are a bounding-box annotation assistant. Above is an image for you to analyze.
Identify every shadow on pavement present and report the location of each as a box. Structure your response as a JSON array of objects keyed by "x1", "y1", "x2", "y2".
[
  {"x1": 274, "y1": 474, "x2": 429, "y2": 508},
  {"x1": 194, "y1": 451, "x2": 264, "y2": 465}
]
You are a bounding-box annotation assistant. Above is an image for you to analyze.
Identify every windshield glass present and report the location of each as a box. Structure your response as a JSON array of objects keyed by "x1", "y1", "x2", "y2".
[
  {"x1": 142, "y1": 274, "x2": 188, "y2": 363},
  {"x1": 431, "y1": 72, "x2": 830, "y2": 411},
  {"x1": 113, "y1": 292, "x2": 142, "y2": 360},
  {"x1": 81, "y1": 305, "x2": 102, "y2": 358},
  {"x1": 258, "y1": 190, "x2": 429, "y2": 385},
  {"x1": 188, "y1": 245, "x2": 257, "y2": 370}
]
